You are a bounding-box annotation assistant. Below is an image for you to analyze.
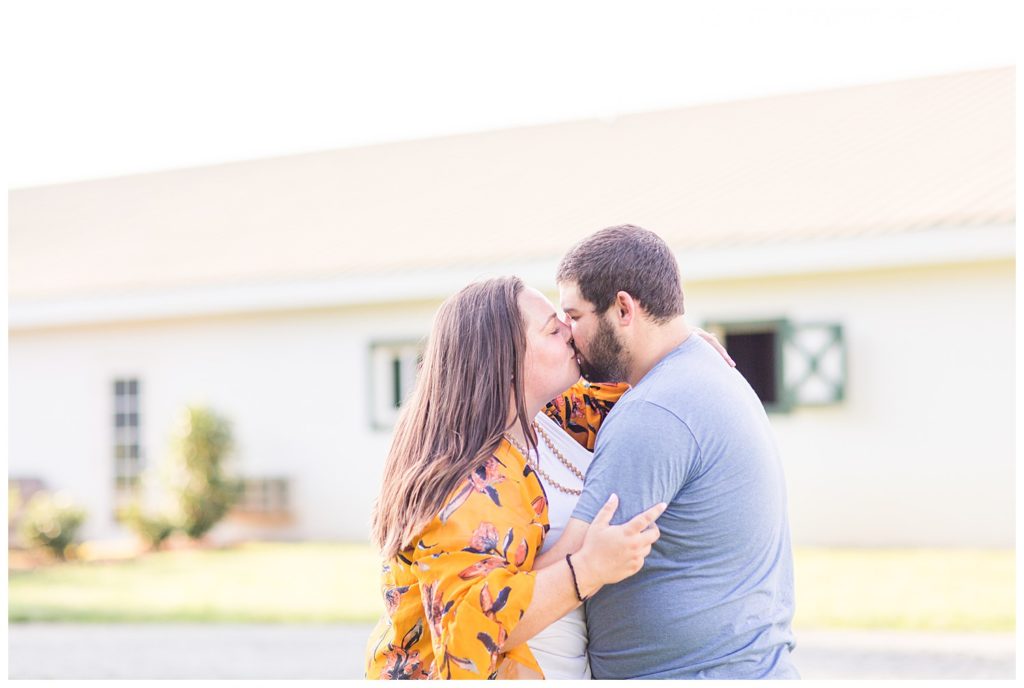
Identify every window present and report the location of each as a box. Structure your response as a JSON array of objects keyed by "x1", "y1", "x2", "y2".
[
  {"x1": 113, "y1": 378, "x2": 143, "y2": 503},
  {"x1": 370, "y1": 340, "x2": 424, "y2": 429},
  {"x1": 234, "y1": 477, "x2": 290, "y2": 515},
  {"x1": 704, "y1": 320, "x2": 845, "y2": 413}
]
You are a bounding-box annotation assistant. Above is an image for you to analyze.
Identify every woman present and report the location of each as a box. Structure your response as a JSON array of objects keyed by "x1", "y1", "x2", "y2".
[{"x1": 365, "y1": 277, "x2": 665, "y2": 679}]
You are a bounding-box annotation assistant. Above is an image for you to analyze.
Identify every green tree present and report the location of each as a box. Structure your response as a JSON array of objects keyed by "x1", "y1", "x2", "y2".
[{"x1": 168, "y1": 406, "x2": 240, "y2": 540}]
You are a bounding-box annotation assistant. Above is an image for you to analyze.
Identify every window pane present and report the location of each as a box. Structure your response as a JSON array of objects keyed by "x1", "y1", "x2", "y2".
[
  {"x1": 725, "y1": 331, "x2": 778, "y2": 405},
  {"x1": 392, "y1": 357, "x2": 403, "y2": 408},
  {"x1": 371, "y1": 341, "x2": 426, "y2": 428},
  {"x1": 113, "y1": 378, "x2": 143, "y2": 489}
]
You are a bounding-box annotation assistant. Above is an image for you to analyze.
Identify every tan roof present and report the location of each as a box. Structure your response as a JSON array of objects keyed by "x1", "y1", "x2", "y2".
[{"x1": 9, "y1": 67, "x2": 1014, "y2": 301}]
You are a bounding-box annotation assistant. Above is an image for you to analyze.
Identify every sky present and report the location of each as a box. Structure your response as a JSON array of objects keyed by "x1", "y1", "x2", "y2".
[{"x1": 5, "y1": 0, "x2": 1018, "y2": 188}]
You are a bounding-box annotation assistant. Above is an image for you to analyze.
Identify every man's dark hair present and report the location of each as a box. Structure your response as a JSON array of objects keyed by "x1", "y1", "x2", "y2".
[{"x1": 556, "y1": 224, "x2": 684, "y2": 322}]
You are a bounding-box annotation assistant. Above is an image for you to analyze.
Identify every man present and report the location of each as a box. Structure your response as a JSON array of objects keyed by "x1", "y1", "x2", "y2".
[{"x1": 549, "y1": 225, "x2": 798, "y2": 679}]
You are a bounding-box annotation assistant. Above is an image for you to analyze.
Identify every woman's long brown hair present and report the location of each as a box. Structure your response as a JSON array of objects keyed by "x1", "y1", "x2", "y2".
[{"x1": 370, "y1": 276, "x2": 537, "y2": 559}]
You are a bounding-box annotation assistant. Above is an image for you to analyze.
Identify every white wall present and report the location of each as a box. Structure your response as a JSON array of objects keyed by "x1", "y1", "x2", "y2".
[
  {"x1": 683, "y1": 259, "x2": 1015, "y2": 547},
  {"x1": 9, "y1": 258, "x2": 1015, "y2": 547},
  {"x1": 8, "y1": 300, "x2": 441, "y2": 542}
]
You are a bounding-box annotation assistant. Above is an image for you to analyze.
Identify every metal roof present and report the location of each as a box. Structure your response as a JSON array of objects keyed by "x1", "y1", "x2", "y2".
[{"x1": 10, "y1": 67, "x2": 1013, "y2": 302}]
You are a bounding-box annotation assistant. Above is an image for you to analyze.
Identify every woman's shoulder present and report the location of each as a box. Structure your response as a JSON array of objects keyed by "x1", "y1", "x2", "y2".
[
  {"x1": 543, "y1": 379, "x2": 630, "y2": 451},
  {"x1": 559, "y1": 378, "x2": 629, "y2": 400}
]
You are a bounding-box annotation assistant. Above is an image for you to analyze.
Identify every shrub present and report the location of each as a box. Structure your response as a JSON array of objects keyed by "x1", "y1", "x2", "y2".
[
  {"x1": 18, "y1": 491, "x2": 87, "y2": 560},
  {"x1": 168, "y1": 406, "x2": 241, "y2": 540},
  {"x1": 116, "y1": 502, "x2": 177, "y2": 551}
]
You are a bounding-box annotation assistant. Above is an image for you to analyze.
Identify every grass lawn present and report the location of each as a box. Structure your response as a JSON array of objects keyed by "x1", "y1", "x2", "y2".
[
  {"x1": 8, "y1": 542, "x2": 384, "y2": 623},
  {"x1": 8, "y1": 543, "x2": 1015, "y2": 631},
  {"x1": 792, "y1": 548, "x2": 1015, "y2": 632}
]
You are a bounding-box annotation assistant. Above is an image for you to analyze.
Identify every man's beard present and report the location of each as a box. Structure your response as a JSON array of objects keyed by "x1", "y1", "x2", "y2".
[{"x1": 576, "y1": 315, "x2": 628, "y2": 383}]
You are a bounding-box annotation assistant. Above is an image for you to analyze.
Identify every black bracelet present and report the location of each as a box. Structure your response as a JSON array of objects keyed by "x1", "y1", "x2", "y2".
[{"x1": 566, "y1": 553, "x2": 588, "y2": 602}]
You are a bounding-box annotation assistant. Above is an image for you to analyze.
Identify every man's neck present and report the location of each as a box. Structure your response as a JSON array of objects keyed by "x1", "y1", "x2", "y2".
[{"x1": 626, "y1": 317, "x2": 693, "y2": 386}]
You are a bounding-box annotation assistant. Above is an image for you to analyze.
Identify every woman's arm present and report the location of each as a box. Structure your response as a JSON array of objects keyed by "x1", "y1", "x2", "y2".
[
  {"x1": 412, "y1": 493, "x2": 665, "y2": 677},
  {"x1": 500, "y1": 553, "x2": 593, "y2": 648},
  {"x1": 410, "y1": 519, "x2": 540, "y2": 679},
  {"x1": 533, "y1": 517, "x2": 588, "y2": 570},
  {"x1": 502, "y1": 495, "x2": 665, "y2": 650}
]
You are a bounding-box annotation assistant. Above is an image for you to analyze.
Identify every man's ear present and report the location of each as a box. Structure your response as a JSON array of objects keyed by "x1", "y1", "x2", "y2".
[{"x1": 614, "y1": 291, "x2": 637, "y2": 326}]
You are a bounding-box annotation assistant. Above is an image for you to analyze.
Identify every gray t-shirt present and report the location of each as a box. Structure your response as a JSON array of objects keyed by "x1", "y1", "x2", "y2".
[{"x1": 572, "y1": 334, "x2": 798, "y2": 679}]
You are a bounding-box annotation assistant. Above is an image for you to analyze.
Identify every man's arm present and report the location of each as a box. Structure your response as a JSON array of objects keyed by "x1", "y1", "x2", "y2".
[{"x1": 569, "y1": 400, "x2": 695, "y2": 535}]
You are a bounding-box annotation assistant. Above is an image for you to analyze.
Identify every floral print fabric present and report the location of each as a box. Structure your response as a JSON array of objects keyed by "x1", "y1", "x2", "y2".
[{"x1": 543, "y1": 380, "x2": 629, "y2": 451}]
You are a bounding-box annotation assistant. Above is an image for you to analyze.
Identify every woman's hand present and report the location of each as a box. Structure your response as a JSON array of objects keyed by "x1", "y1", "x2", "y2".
[
  {"x1": 570, "y1": 494, "x2": 666, "y2": 595},
  {"x1": 694, "y1": 327, "x2": 735, "y2": 367}
]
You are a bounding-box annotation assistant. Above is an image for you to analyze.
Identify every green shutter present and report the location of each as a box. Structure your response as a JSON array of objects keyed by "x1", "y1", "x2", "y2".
[{"x1": 782, "y1": 322, "x2": 846, "y2": 406}]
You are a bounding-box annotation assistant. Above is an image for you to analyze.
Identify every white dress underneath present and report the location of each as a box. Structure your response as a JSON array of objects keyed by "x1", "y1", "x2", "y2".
[{"x1": 525, "y1": 412, "x2": 595, "y2": 680}]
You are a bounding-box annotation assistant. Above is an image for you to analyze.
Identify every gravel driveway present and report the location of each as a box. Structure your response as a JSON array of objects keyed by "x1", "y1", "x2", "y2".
[{"x1": 8, "y1": 623, "x2": 1015, "y2": 679}]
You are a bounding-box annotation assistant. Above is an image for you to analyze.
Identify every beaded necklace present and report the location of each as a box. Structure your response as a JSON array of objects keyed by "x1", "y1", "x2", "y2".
[{"x1": 504, "y1": 421, "x2": 585, "y2": 496}]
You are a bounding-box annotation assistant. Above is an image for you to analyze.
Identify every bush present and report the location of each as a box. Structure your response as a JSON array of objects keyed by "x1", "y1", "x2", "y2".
[
  {"x1": 168, "y1": 406, "x2": 241, "y2": 540},
  {"x1": 116, "y1": 502, "x2": 177, "y2": 551},
  {"x1": 18, "y1": 491, "x2": 87, "y2": 560}
]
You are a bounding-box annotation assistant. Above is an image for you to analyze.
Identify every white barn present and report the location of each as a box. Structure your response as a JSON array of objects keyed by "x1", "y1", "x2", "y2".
[{"x1": 8, "y1": 67, "x2": 1013, "y2": 548}]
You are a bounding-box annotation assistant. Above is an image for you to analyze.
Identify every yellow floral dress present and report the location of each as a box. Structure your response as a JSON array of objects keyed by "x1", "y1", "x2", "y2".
[{"x1": 365, "y1": 380, "x2": 629, "y2": 680}]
